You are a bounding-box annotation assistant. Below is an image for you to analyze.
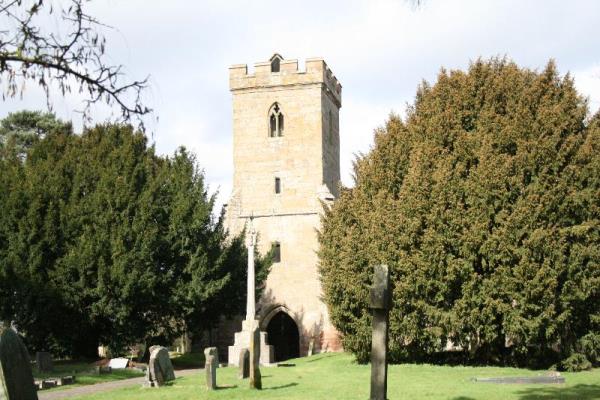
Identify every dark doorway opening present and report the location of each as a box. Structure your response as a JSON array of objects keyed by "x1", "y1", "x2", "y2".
[{"x1": 266, "y1": 311, "x2": 300, "y2": 362}]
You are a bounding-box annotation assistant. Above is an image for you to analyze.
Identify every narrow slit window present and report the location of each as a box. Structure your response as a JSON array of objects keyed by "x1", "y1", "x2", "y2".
[
  {"x1": 270, "y1": 114, "x2": 277, "y2": 137},
  {"x1": 275, "y1": 177, "x2": 281, "y2": 194},
  {"x1": 278, "y1": 113, "x2": 284, "y2": 135},
  {"x1": 272, "y1": 242, "x2": 281, "y2": 263}
]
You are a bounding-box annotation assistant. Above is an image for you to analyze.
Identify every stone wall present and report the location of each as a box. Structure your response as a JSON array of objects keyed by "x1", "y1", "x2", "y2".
[{"x1": 224, "y1": 55, "x2": 343, "y2": 356}]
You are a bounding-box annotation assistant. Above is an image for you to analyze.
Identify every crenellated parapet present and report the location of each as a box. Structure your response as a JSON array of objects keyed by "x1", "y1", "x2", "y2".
[{"x1": 229, "y1": 54, "x2": 342, "y2": 106}]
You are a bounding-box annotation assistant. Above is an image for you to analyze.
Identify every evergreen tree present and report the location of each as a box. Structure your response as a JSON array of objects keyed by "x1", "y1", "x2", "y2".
[
  {"x1": 319, "y1": 59, "x2": 600, "y2": 368},
  {"x1": 0, "y1": 118, "x2": 264, "y2": 357}
]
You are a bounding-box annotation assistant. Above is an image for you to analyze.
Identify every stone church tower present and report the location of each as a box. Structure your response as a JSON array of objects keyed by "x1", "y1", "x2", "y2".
[{"x1": 225, "y1": 54, "x2": 342, "y2": 361}]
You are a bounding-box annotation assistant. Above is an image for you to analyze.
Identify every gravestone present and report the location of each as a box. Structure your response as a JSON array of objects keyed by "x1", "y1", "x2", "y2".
[
  {"x1": 205, "y1": 354, "x2": 217, "y2": 390},
  {"x1": 144, "y1": 346, "x2": 176, "y2": 388},
  {"x1": 369, "y1": 264, "x2": 391, "y2": 400},
  {"x1": 238, "y1": 348, "x2": 249, "y2": 379},
  {"x1": 35, "y1": 352, "x2": 53, "y2": 372},
  {"x1": 0, "y1": 328, "x2": 38, "y2": 399},
  {"x1": 204, "y1": 347, "x2": 219, "y2": 367},
  {"x1": 249, "y1": 324, "x2": 262, "y2": 389}
]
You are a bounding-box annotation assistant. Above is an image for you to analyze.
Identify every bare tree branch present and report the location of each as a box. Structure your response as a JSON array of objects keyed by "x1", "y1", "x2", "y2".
[{"x1": 0, "y1": 0, "x2": 152, "y2": 129}]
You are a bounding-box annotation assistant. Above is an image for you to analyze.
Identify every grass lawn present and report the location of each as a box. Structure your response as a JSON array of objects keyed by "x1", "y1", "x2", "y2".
[
  {"x1": 66, "y1": 352, "x2": 600, "y2": 400},
  {"x1": 33, "y1": 360, "x2": 144, "y2": 391}
]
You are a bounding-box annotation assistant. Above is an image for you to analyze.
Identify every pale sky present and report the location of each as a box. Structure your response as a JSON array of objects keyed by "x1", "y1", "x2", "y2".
[{"x1": 3, "y1": 0, "x2": 600, "y2": 210}]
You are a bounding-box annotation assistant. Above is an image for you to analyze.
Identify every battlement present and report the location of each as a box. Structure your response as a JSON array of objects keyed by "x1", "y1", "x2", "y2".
[{"x1": 229, "y1": 54, "x2": 342, "y2": 106}]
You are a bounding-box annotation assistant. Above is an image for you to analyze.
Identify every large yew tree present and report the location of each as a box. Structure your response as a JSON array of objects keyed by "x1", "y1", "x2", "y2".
[
  {"x1": 0, "y1": 113, "x2": 268, "y2": 357},
  {"x1": 319, "y1": 59, "x2": 600, "y2": 368}
]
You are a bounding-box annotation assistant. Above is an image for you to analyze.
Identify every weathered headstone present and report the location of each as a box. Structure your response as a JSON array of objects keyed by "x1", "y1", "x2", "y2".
[
  {"x1": 35, "y1": 352, "x2": 53, "y2": 372},
  {"x1": 143, "y1": 346, "x2": 176, "y2": 388},
  {"x1": 369, "y1": 264, "x2": 391, "y2": 400},
  {"x1": 249, "y1": 325, "x2": 262, "y2": 389},
  {"x1": 238, "y1": 348, "x2": 249, "y2": 379},
  {"x1": 0, "y1": 328, "x2": 38, "y2": 399},
  {"x1": 205, "y1": 354, "x2": 217, "y2": 390},
  {"x1": 204, "y1": 347, "x2": 219, "y2": 367}
]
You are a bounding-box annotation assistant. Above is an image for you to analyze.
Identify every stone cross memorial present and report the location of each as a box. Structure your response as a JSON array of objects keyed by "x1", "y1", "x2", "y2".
[
  {"x1": 228, "y1": 220, "x2": 274, "y2": 366},
  {"x1": 0, "y1": 328, "x2": 38, "y2": 400},
  {"x1": 369, "y1": 264, "x2": 391, "y2": 400}
]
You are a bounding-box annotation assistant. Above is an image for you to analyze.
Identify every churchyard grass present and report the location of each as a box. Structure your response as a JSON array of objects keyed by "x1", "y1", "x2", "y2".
[
  {"x1": 66, "y1": 352, "x2": 600, "y2": 399},
  {"x1": 32, "y1": 360, "x2": 144, "y2": 391}
]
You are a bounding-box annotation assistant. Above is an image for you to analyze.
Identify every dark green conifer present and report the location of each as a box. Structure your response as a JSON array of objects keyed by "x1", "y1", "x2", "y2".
[{"x1": 319, "y1": 59, "x2": 600, "y2": 367}]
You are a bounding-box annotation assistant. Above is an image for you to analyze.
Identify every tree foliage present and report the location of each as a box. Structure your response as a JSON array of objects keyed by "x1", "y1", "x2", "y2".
[
  {"x1": 319, "y1": 59, "x2": 600, "y2": 368},
  {"x1": 0, "y1": 0, "x2": 150, "y2": 125},
  {"x1": 0, "y1": 109, "x2": 71, "y2": 158},
  {"x1": 0, "y1": 112, "x2": 266, "y2": 357}
]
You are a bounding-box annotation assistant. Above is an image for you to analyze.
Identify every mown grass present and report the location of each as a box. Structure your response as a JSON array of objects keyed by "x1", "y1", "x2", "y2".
[
  {"x1": 33, "y1": 360, "x2": 144, "y2": 391},
  {"x1": 68, "y1": 352, "x2": 600, "y2": 399}
]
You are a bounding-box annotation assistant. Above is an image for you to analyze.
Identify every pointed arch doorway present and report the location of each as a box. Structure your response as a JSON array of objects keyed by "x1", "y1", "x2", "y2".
[{"x1": 266, "y1": 311, "x2": 300, "y2": 362}]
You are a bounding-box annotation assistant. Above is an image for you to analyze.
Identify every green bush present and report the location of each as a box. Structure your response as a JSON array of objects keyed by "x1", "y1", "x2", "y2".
[
  {"x1": 559, "y1": 353, "x2": 592, "y2": 372},
  {"x1": 319, "y1": 58, "x2": 600, "y2": 367},
  {"x1": 579, "y1": 333, "x2": 600, "y2": 366}
]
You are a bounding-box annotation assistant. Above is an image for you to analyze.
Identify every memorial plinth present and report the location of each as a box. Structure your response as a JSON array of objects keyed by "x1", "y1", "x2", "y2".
[{"x1": 228, "y1": 223, "x2": 274, "y2": 366}]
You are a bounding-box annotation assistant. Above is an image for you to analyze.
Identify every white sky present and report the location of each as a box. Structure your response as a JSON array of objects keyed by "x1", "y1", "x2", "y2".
[{"x1": 3, "y1": 0, "x2": 600, "y2": 210}]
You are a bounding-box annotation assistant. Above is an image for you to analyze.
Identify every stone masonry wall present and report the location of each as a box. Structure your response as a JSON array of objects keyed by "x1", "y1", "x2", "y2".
[{"x1": 224, "y1": 55, "x2": 343, "y2": 356}]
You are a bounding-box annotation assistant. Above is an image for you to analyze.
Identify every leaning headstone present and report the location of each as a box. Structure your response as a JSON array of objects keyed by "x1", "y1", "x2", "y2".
[
  {"x1": 144, "y1": 346, "x2": 176, "y2": 388},
  {"x1": 369, "y1": 264, "x2": 392, "y2": 400},
  {"x1": 238, "y1": 348, "x2": 249, "y2": 379},
  {"x1": 35, "y1": 352, "x2": 53, "y2": 372},
  {"x1": 249, "y1": 325, "x2": 262, "y2": 389},
  {"x1": 0, "y1": 328, "x2": 39, "y2": 399},
  {"x1": 205, "y1": 354, "x2": 217, "y2": 390}
]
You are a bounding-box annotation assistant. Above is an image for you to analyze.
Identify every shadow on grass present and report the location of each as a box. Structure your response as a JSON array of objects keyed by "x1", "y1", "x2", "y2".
[
  {"x1": 516, "y1": 384, "x2": 600, "y2": 400},
  {"x1": 306, "y1": 354, "x2": 337, "y2": 363},
  {"x1": 451, "y1": 397, "x2": 476, "y2": 400},
  {"x1": 215, "y1": 385, "x2": 238, "y2": 390},
  {"x1": 264, "y1": 382, "x2": 299, "y2": 390}
]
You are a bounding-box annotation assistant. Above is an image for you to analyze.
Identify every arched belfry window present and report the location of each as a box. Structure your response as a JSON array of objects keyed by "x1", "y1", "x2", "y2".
[
  {"x1": 270, "y1": 53, "x2": 283, "y2": 73},
  {"x1": 269, "y1": 103, "x2": 284, "y2": 137},
  {"x1": 271, "y1": 57, "x2": 280, "y2": 72}
]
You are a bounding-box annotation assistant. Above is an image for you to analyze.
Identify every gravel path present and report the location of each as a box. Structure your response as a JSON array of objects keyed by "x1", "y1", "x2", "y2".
[{"x1": 38, "y1": 369, "x2": 202, "y2": 400}]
